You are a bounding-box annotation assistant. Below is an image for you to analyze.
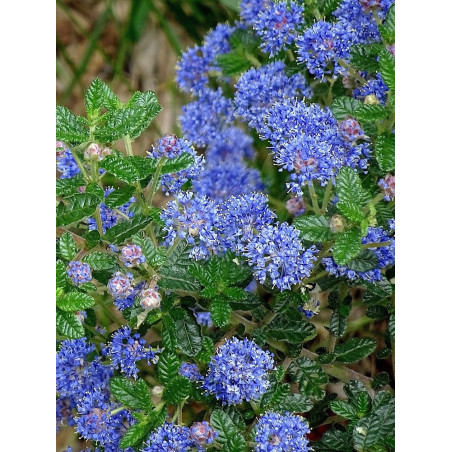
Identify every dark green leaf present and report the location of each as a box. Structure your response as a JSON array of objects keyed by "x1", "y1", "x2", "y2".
[
  {"x1": 103, "y1": 214, "x2": 153, "y2": 244},
  {"x1": 372, "y1": 372, "x2": 389, "y2": 390},
  {"x1": 56, "y1": 260, "x2": 68, "y2": 289},
  {"x1": 56, "y1": 193, "x2": 101, "y2": 227},
  {"x1": 267, "y1": 316, "x2": 316, "y2": 344},
  {"x1": 355, "y1": 104, "x2": 390, "y2": 121},
  {"x1": 314, "y1": 429, "x2": 354, "y2": 451},
  {"x1": 293, "y1": 215, "x2": 333, "y2": 241},
  {"x1": 99, "y1": 153, "x2": 140, "y2": 184},
  {"x1": 59, "y1": 232, "x2": 77, "y2": 261},
  {"x1": 132, "y1": 235, "x2": 167, "y2": 267},
  {"x1": 105, "y1": 185, "x2": 136, "y2": 209},
  {"x1": 164, "y1": 375, "x2": 191, "y2": 404},
  {"x1": 216, "y1": 51, "x2": 252, "y2": 77},
  {"x1": 389, "y1": 314, "x2": 395, "y2": 340},
  {"x1": 334, "y1": 338, "x2": 377, "y2": 363},
  {"x1": 84, "y1": 78, "x2": 120, "y2": 118},
  {"x1": 347, "y1": 250, "x2": 379, "y2": 272},
  {"x1": 56, "y1": 308, "x2": 85, "y2": 338},
  {"x1": 379, "y1": 50, "x2": 395, "y2": 92},
  {"x1": 210, "y1": 410, "x2": 246, "y2": 452},
  {"x1": 289, "y1": 357, "x2": 328, "y2": 400},
  {"x1": 210, "y1": 297, "x2": 231, "y2": 327},
  {"x1": 171, "y1": 309, "x2": 203, "y2": 357},
  {"x1": 330, "y1": 400, "x2": 358, "y2": 420},
  {"x1": 330, "y1": 309, "x2": 348, "y2": 337},
  {"x1": 352, "y1": 414, "x2": 381, "y2": 450},
  {"x1": 56, "y1": 175, "x2": 85, "y2": 197},
  {"x1": 119, "y1": 421, "x2": 153, "y2": 449},
  {"x1": 333, "y1": 229, "x2": 362, "y2": 265},
  {"x1": 57, "y1": 292, "x2": 95, "y2": 311},
  {"x1": 261, "y1": 382, "x2": 290, "y2": 411},
  {"x1": 56, "y1": 106, "x2": 89, "y2": 143},
  {"x1": 158, "y1": 350, "x2": 180, "y2": 384},
  {"x1": 375, "y1": 132, "x2": 395, "y2": 172},
  {"x1": 274, "y1": 392, "x2": 314, "y2": 413},
  {"x1": 160, "y1": 153, "x2": 196, "y2": 175},
  {"x1": 83, "y1": 251, "x2": 117, "y2": 270},
  {"x1": 85, "y1": 230, "x2": 101, "y2": 248},
  {"x1": 330, "y1": 96, "x2": 362, "y2": 120},
  {"x1": 336, "y1": 167, "x2": 368, "y2": 207},
  {"x1": 379, "y1": 4, "x2": 395, "y2": 44},
  {"x1": 337, "y1": 201, "x2": 365, "y2": 222},
  {"x1": 110, "y1": 377, "x2": 152, "y2": 410},
  {"x1": 129, "y1": 156, "x2": 158, "y2": 179}
]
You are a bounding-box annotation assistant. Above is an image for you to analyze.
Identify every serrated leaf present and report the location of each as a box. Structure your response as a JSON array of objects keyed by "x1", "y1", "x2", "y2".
[
  {"x1": 119, "y1": 421, "x2": 153, "y2": 449},
  {"x1": 84, "y1": 78, "x2": 120, "y2": 118},
  {"x1": 375, "y1": 132, "x2": 395, "y2": 172},
  {"x1": 336, "y1": 167, "x2": 368, "y2": 207},
  {"x1": 56, "y1": 260, "x2": 68, "y2": 289},
  {"x1": 337, "y1": 201, "x2": 365, "y2": 222},
  {"x1": 57, "y1": 292, "x2": 95, "y2": 311},
  {"x1": 289, "y1": 357, "x2": 328, "y2": 400},
  {"x1": 330, "y1": 400, "x2": 358, "y2": 420},
  {"x1": 267, "y1": 316, "x2": 316, "y2": 344},
  {"x1": 158, "y1": 350, "x2": 180, "y2": 384},
  {"x1": 210, "y1": 297, "x2": 231, "y2": 327},
  {"x1": 293, "y1": 215, "x2": 333, "y2": 241},
  {"x1": 56, "y1": 175, "x2": 85, "y2": 197},
  {"x1": 349, "y1": 42, "x2": 383, "y2": 74},
  {"x1": 379, "y1": 50, "x2": 395, "y2": 92},
  {"x1": 330, "y1": 96, "x2": 362, "y2": 120},
  {"x1": 164, "y1": 375, "x2": 191, "y2": 404},
  {"x1": 56, "y1": 309, "x2": 85, "y2": 338},
  {"x1": 56, "y1": 193, "x2": 101, "y2": 227},
  {"x1": 110, "y1": 377, "x2": 152, "y2": 410},
  {"x1": 85, "y1": 183, "x2": 104, "y2": 199},
  {"x1": 371, "y1": 372, "x2": 389, "y2": 390},
  {"x1": 59, "y1": 232, "x2": 77, "y2": 261},
  {"x1": 361, "y1": 279, "x2": 392, "y2": 304},
  {"x1": 132, "y1": 235, "x2": 167, "y2": 267},
  {"x1": 330, "y1": 309, "x2": 347, "y2": 337},
  {"x1": 160, "y1": 152, "x2": 196, "y2": 175},
  {"x1": 222, "y1": 286, "x2": 248, "y2": 301},
  {"x1": 103, "y1": 214, "x2": 153, "y2": 244},
  {"x1": 83, "y1": 251, "x2": 117, "y2": 270},
  {"x1": 352, "y1": 414, "x2": 381, "y2": 450},
  {"x1": 379, "y1": 4, "x2": 395, "y2": 44},
  {"x1": 129, "y1": 156, "x2": 158, "y2": 179},
  {"x1": 100, "y1": 153, "x2": 140, "y2": 184},
  {"x1": 105, "y1": 185, "x2": 136, "y2": 209},
  {"x1": 334, "y1": 338, "x2": 377, "y2": 363},
  {"x1": 171, "y1": 309, "x2": 203, "y2": 357},
  {"x1": 347, "y1": 249, "x2": 379, "y2": 272},
  {"x1": 85, "y1": 229, "x2": 101, "y2": 248},
  {"x1": 355, "y1": 104, "x2": 390, "y2": 121},
  {"x1": 389, "y1": 314, "x2": 395, "y2": 340},
  {"x1": 314, "y1": 428, "x2": 354, "y2": 451},
  {"x1": 261, "y1": 382, "x2": 290, "y2": 411},
  {"x1": 277, "y1": 393, "x2": 314, "y2": 413},
  {"x1": 210, "y1": 410, "x2": 246, "y2": 452},
  {"x1": 56, "y1": 106, "x2": 89, "y2": 144},
  {"x1": 333, "y1": 229, "x2": 362, "y2": 265},
  {"x1": 216, "y1": 51, "x2": 252, "y2": 77}
]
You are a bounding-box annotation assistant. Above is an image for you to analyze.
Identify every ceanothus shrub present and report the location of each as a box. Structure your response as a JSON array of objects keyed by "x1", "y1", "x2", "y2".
[{"x1": 56, "y1": 0, "x2": 395, "y2": 450}]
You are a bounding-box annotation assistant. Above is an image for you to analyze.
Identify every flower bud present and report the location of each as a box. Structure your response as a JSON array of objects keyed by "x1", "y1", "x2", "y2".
[
  {"x1": 378, "y1": 173, "x2": 395, "y2": 201},
  {"x1": 139, "y1": 286, "x2": 161, "y2": 310},
  {"x1": 330, "y1": 214, "x2": 345, "y2": 233},
  {"x1": 387, "y1": 44, "x2": 395, "y2": 57},
  {"x1": 338, "y1": 117, "x2": 366, "y2": 142},
  {"x1": 120, "y1": 244, "x2": 145, "y2": 268},
  {"x1": 151, "y1": 385, "x2": 164, "y2": 398},
  {"x1": 189, "y1": 421, "x2": 217, "y2": 446},
  {"x1": 84, "y1": 143, "x2": 103, "y2": 161},
  {"x1": 285, "y1": 197, "x2": 306, "y2": 216},
  {"x1": 364, "y1": 94, "x2": 380, "y2": 105}
]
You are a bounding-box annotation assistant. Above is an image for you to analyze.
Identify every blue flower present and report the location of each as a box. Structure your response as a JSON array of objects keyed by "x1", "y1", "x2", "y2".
[
  {"x1": 244, "y1": 222, "x2": 318, "y2": 291},
  {"x1": 56, "y1": 397, "x2": 76, "y2": 432},
  {"x1": 56, "y1": 338, "x2": 112, "y2": 400},
  {"x1": 67, "y1": 261, "x2": 92, "y2": 286},
  {"x1": 353, "y1": 73, "x2": 389, "y2": 104},
  {"x1": 189, "y1": 421, "x2": 218, "y2": 448},
  {"x1": 194, "y1": 311, "x2": 214, "y2": 328},
  {"x1": 253, "y1": 411, "x2": 311, "y2": 451},
  {"x1": 113, "y1": 281, "x2": 146, "y2": 311},
  {"x1": 143, "y1": 423, "x2": 194, "y2": 452},
  {"x1": 234, "y1": 61, "x2": 312, "y2": 132},
  {"x1": 205, "y1": 126, "x2": 256, "y2": 162},
  {"x1": 240, "y1": 0, "x2": 272, "y2": 26},
  {"x1": 102, "y1": 326, "x2": 159, "y2": 379},
  {"x1": 253, "y1": 1, "x2": 305, "y2": 57},
  {"x1": 378, "y1": 173, "x2": 395, "y2": 201},
  {"x1": 285, "y1": 197, "x2": 306, "y2": 216},
  {"x1": 179, "y1": 362, "x2": 204, "y2": 382},
  {"x1": 56, "y1": 141, "x2": 81, "y2": 179},
  {"x1": 120, "y1": 244, "x2": 145, "y2": 268},
  {"x1": 107, "y1": 272, "x2": 134, "y2": 300},
  {"x1": 203, "y1": 337, "x2": 274, "y2": 405}
]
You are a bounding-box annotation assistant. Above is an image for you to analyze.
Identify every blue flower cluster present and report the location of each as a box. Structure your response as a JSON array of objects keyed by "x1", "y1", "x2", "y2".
[
  {"x1": 194, "y1": 311, "x2": 214, "y2": 328},
  {"x1": 240, "y1": 0, "x2": 272, "y2": 26},
  {"x1": 253, "y1": 412, "x2": 311, "y2": 452},
  {"x1": 102, "y1": 326, "x2": 159, "y2": 379},
  {"x1": 204, "y1": 126, "x2": 255, "y2": 162},
  {"x1": 323, "y1": 226, "x2": 395, "y2": 281},
  {"x1": 56, "y1": 141, "x2": 81, "y2": 179},
  {"x1": 143, "y1": 423, "x2": 194, "y2": 452},
  {"x1": 189, "y1": 421, "x2": 218, "y2": 448},
  {"x1": 203, "y1": 337, "x2": 275, "y2": 405},
  {"x1": 120, "y1": 244, "x2": 145, "y2": 267},
  {"x1": 67, "y1": 261, "x2": 92, "y2": 286},
  {"x1": 179, "y1": 362, "x2": 203, "y2": 382},
  {"x1": 353, "y1": 72, "x2": 389, "y2": 104},
  {"x1": 107, "y1": 271, "x2": 134, "y2": 300}
]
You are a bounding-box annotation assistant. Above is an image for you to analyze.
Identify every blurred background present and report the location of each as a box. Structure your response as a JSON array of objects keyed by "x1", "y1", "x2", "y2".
[
  {"x1": 56, "y1": 0, "x2": 239, "y2": 153},
  {"x1": 56, "y1": 1, "x2": 238, "y2": 449}
]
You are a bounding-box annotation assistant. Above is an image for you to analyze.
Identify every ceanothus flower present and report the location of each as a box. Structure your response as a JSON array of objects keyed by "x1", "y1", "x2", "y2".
[
  {"x1": 120, "y1": 244, "x2": 145, "y2": 268},
  {"x1": 67, "y1": 261, "x2": 92, "y2": 286},
  {"x1": 192, "y1": 160, "x2": 264, "y2": 202},
  {"x1": 143, "y1": 423, "x2": 193, "y2": 452},
  {"x1": 234, "y1": 61, "x2": 312, "y2": 132},
  {"x1": 240, "y1": 0, "x2": 272, "y2": 26},
  {"x1": 194, "y1": 311, "x2": 214, "y2": 328},
  {"x1": 161, "y1": 191, "x2": 223, "y2": 260},
  {"x1": 299, "y1": 298, "x2": 321, "y2": 319},
  {"x1": 87, "y1": 187, "x2": 135, "y2": 234},
  {"x1": 244, "y1": 222, "x2": 318, "y2": 291},
  {"x1": 203, "y1": 337, "x2": 275, "y2": 405},
  {"x1": 378, "y1": 173, "x2": 395, "y2": 201},
  {"x1": 353, "y1": 73, "x2": 389, "y2": 105},
  {"x1": 113, "y1": 281, "x2": 146, "y2": 311},
  {"x1": 189, "y1": 421, "x2": 218, "y2": 448},
  {"x1": 180, "y1": 88, "x2": 235, "y2": 148},
  {"x1": 220, "y1": 193, "x2": 277, "y2": 253},
  {"x1": 296, "y1": 20, "x2": 356, "y2": 80},
  {"x1": 205, "y1": 126, "x2": 256, "y2": 162},
  {"x1": 253, "y1": 412, "x2": 311, "y2": 452},
  {"x1": 56, "y1": 397, "x2": 76, "y2": 432},
  {"x1": 56, "y1": 338, "x2": 112, "y2": 400},
  {"x1": 253, "y1": 1, "x2": 305, "y2": 57},
  {"x1": 322, "y1": 226, "x2": 395, "y2": 282},
  {"x1": 56, "y1": 141, "x2": 81, "y2": 179},
  {"x1": 179, "y1": 362, "x2": 203, "y2": 382},
  {"x1": 107, "y1": 271, "x2": 134, "y2": 300},
  {"x1": 102, "y1": 326, "x2": 159, "y2": 379},
  {"x1": 75, "y1": 389, "x2": 135, "y2": 451}
]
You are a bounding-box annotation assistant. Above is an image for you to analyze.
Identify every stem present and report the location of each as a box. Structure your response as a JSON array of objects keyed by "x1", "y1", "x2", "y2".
[
  {"x1": 328, "y1": 336, "x2": 337, "y2": 354},
  {"x1": 98, "y1": 299, "x2": 124, "y2": 327},
  {"x1": 68, "y1": 145, "x2": 89, "y2": 179},
  {"x1": 326, "y1": 78, "x2": 336, "y2": 106},
  {"x1": 123, "y1": 134, "x2": 134, "y2": 157},
  {"x1": 147, "y1": 157, "x2": 167, "y2": 206},
  {"x1": 308, "y1": 184, "x2": 321, "y2": 215},
  {"x1": 214, "y1": 326, "x2": 237, "y2": 350},
  {"x1": 362, "y1": 241, "x2": 392, "y2": 249},
  {"x1": 246, "y1": 52, "x2": 261, "y2": 67},
  {"x1": 321, "y1": 180, "x2": 334, "y2": 214},
  {"x1": 94, "y1": 207, "x2": 103, "y2": 236},
  {"x1": 338, "y1": 59, "x2": 367, "y2": 84},
  {"x1": 110, "y1": 406, "x2": 126, "y2": 416}
]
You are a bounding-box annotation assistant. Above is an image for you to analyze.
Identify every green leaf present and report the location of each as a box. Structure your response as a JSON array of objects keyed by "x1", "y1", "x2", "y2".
[
  {"x1": 337, "y1": 201, "x2": 365, "y2": 222},
  {"x1": 330, "y1": 400, "x2": 358, "y2": 420},
  {"x1": 56, "y1": 260, "x2": 68, "y2": 289},
  {"x1": 129, "y1": 156, "x2": 158, "y2": 179},
  {"x1": 83, "y1": 251, "x2": 117, "y2": 270},
  {"x1": 378, "y1": 3, "x2": 395, "y2": 44},
  {"x1": 84, "y1": 78, "x2": 120, "y2": 118},
  {"x1": 330, "y1": 309, "x2": 348, "y2": 337},
  {"x1": 164, "y1": 375, "x2": 191, "y2": 404},
  {"x1": 352, "y1": 414, "x2": 381, "y2": 450},
  {"x1": 56, "y1": 175, "x2": 85, "y2": 197},
  {"x1": 56, "y1": 106, "x2": 89, "y2": 143},
  {"x1": 267, "y1": 316, "x2": 316, "y2": 344},
  {"x1": 105, "y1": 185, "x2": 136, "y2": 209},
  {"x1": 293, "y1": 215, "x2": 333, "y2": 241},
  {"x1": 261, "y1": 382, "x2": 290, "y2": 411},
  {"x1": 158, "y1": 350, "x2": 180, "y2": 384},
  {"x1": 110, "y1": 377, "x2": 152, "y2": 410},
  {"x1": 389, "y1": 314, "x2": 395, "y2": 340},
  {"x1": 289, "y1": 357, "x2": 328, "y2": 400},
  {"x1": 161, "y1": 153, "x2": 196, "y2": 175},
  {"x1": 56, "y1": 309, "x2": 84, "y2": 338},
  {"x1": 171, "y1": 309, "x2": 203, "y2": 357},
  {"x1": 85, "y1": 230, "x2": 101, "y2": 248},
  {"x1": 314, "y1": 429, "x2": 354, "y2": 451},
  {"x1": 330, "y1": 96, "x2": 362, "y2": 120},
  {"x1": 334, "y1": 338, "x2": 377, "y2": 363},
  {"x1": 371, "y1": 372, "x2": 389, "y2": 390},
  {"x1": 132, "y1": 235, "x2": 167, "y2": 267},
  {"x1": 210, "y1": 410, "x2": 246, "y2": 452},
  {"x1": 347, "y1": 250, "x2": 379, "y2": 272},
  {"x1": 333, "y1": 229, "x2": 362, "y2": 265},
  {"x1": 56, "y1": 292, "x2": 95, "y2": 311},
  {"x1": 273, "y1": 392, "x2": 314, "y2": 414},
  {"x1": 336, "y1": 167, "x2": 368, "y2": 207},
  {"x1": 59, "y1": 232, "x2": 77, "y2": 261},
  {"x1": 119, "y1": 421, "x2": 153, "y2": 449},
  {"x1": 223, "y1": 286, "x2": 248, "y2": 301},
  {"x1": 349, "y1": 42, "x2": 382, "y2": 74},
  {"x1": 103, "y1": 214, "x2": 153, "y2": 244},
  {"x1": 56, "y1": 193, "x2": 101, "y2": 227},
  {"x1": 378, "y1": 50, "x2": 395, "y2": 92},
  {"x1": 375, "y1": 133, "x2": 395, "y2": 172},
  {"x1": 210, "y1": 297, "x2": 231, "y2": 328},
  {"x1": 99, "y1": 153, "x2": 140, "y2": 184},
  {"x1": 361, "y1": 279, "x2": 392, "y2": 305},
  {"x1": 355, "y1": 104, "x2": 390, "y2": 121},
  {"x1": 216, "y1": 51, "x2": 252, "y2": 77}
]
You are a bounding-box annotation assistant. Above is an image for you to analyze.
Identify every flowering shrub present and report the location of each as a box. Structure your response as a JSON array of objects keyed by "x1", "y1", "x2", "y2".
[{"x1": 56, "y1": 0, "x2": 395, "y2": 450}]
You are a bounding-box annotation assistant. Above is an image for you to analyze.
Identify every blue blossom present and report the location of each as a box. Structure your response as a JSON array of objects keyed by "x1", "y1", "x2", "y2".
[
  {"x1": 253, "y1": 412, "x2": 311, "y2": 452},
  {"x1": 194, "y1": 311, "x2": 213, "y2": 328},
  {"x1": 220, "y1": 193, "x2": 276, "y2": 253},
  {"x1": 205, "y1": 126, "x2": 256, "y2": 162},
  {"x1": 180, "y1": 88, "x2": 235, "y2": 148},
  {"x1": 203, "y1": 337, "x2": 275, "y2": 405},
  {"x1": 143, "y1": 423, "x2": 194, "y2": 452},
  {"x1": 75, "y1": 389, "x2": 135, "y2": 451},
  {"x1": 56, "y1": 141, "x2": 81, "y2": 179},
  {"x1": 189, "y1": 421, "x2": 218, "y2": 448},
  {"x1": 120, "y1": 244, "x2": 145, "y2": 267},
  {"x1": 296, "y1": 20, "x2": 355, "y2": 80},
  {"x1": 322, "y1": 226, "x2": 395, "y2": 281},
  {"x1": 113, "y1": 281, "x2": 146, "y2": 311},
  {"x1": 253, "y1": 1, "x2": 305, "y2": 57},
  {"x1": 378, "y1": 173, "x2": 395, "y2": 201},
  {"x1": 102, "y1": 326, "x2": 159, "y2": 379},
  {"x1": 67, "y1": 261, "x2": 92, "y2": 286},
  {"x1": 179, "y1": 362, "x2": 204, "y2": 382},
  {"x1": 87, "y1": 187, "x2": 135, "y2": 234},
  {"x1": 193, "y1": 160, "x2": 264, "y2": 202},
  {"x1": 56, "y1": 338, "x2": 112, "y2": 400},
  {"x1": 107, "y1": 271, "x2": 134, "y2": 300},
  {"x1": 161, "y1": 191, "x2": 223, "y2": 260},
  {"x1": 353, "y1": 73, "x2": 389, "y2": 104},
  {"x1": 56, "y1": 397, "x2": 76, "y2": 432},
  {"x1": 240, "y1": 0, "x2": 272, "y2": 26},
  {"x1": 244, "y1": 222, "x2": 318, "y2": 291},
  {"x1": 234, "y1": 61, "x2": 312, "y2": 132},
  {"x1": 299, "y1": 298, "x2": 321, "y2": 319}
]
